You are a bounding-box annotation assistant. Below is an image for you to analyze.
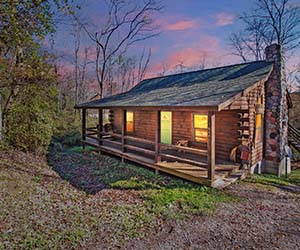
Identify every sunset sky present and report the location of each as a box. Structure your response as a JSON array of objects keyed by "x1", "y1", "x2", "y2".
[{"x1": 54, "y1": 0, "x2": 300, "y2": 78}]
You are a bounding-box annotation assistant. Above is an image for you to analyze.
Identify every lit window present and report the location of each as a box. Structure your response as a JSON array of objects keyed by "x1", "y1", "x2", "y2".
[
  {"x1": 255, "y1": 97, "x2": 263, "y2": 144},
  {"x1": 255, "y1": 114, "x2": 263, "y2": 144},
  {"x1": 193, "y1": 114, "x2": 208, "y2": 143},
  {"x1": 126, "y1": 111, "x2": 134, "y2": 133}
]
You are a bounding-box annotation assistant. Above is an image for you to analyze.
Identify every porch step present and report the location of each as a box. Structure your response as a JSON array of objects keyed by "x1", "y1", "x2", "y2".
[{"x1": 212, "y1": 170, "x2": 248, "y2": 189}]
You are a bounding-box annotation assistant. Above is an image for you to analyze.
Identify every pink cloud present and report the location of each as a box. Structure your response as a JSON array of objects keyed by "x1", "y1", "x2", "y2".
[
  {"x1": 147, "y1": 36, "x2": 237, "y2": 78},
  {"x1": 164, "y1": 20, "x2": 198, "y2": 31},
  {"x1": 215, "y1": 13, "x2": 235, "y2": 26}
]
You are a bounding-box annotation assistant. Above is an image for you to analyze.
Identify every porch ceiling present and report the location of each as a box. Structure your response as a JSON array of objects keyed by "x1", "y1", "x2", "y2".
[{"x1": 75, "y1": 61, "x2": 273, "y2": 110}]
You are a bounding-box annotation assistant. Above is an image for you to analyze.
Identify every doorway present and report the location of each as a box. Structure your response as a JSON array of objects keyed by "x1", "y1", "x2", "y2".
[{"x1": 160, "y1": 111, "x2": 172, "y2": 144}]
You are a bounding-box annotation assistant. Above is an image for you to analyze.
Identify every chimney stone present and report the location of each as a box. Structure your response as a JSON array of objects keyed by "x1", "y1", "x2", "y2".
[{"x1": 264, "y1": 44, "x2": 289, "y2": 175}]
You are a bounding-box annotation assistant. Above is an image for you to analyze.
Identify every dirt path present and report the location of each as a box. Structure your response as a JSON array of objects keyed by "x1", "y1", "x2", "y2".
[{"x1": 124, "y1": 183, "x2": 300, "y2": 250}]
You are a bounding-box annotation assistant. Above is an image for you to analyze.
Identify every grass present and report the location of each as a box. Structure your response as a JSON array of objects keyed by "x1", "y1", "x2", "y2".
[
  {"x1": 0, "y1": 148, "x2": 237, "y2": 249},
  {"x1": 143, "y1": 187, "x2": 236, "y2": 217},
  {"x1": 246, "y1": 170, "x2": 300, "y2": 187},
  {"x1": 66, "y1": 145, "x2": 95, "y2": 153},
  {"x1": 85, "y1": 153, "x2": 237, "y2": 217}
]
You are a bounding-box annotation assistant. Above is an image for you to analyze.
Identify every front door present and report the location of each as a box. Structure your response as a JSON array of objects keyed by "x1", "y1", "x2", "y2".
[{"x1": 160, "y1": 111, "x2": 172, "y2": 144}]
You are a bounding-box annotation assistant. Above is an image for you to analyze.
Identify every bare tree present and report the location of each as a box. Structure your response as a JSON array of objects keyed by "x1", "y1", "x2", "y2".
[
  {"x1": 137, "y1": 47, "x2": 151, "y2": 82},
  {"x1": 171, "y1": 55, "x2": 207, "y2": 75},
  {"x1": 72, "y1": 18, "x2": 81, "y2": 105},
  {"x1": 82, "y1": 0, "x2": 163, "y2": 98},
  {"x1": 229, "y1": 0, "x2": 300, "y2": 62},
  {"x1": 108, "y1": 49, "x2": 152, "y2": 95},
  {"x1": 229, "y1": 16, "x2": 268, "y2": 61}
]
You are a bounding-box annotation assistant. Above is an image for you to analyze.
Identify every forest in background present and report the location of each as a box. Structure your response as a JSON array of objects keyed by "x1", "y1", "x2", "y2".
[
  {"x1": 0, "y1": 0, "x2": 300, "y2": 155},
  {"x1": 1, "y1": 2, "x2": 300, "y2": 248}
]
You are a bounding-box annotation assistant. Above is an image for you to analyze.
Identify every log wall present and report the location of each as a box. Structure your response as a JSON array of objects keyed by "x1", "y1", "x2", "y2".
[
  {"x1": 226, "y1": 81, "x2": 265, "y2": 165},
  {"x1": 111, "y1": 109, "x2": 242, "y2": 162},
  {"x1": 215, "y1": 110, "x2": 240, "y2": 161}
]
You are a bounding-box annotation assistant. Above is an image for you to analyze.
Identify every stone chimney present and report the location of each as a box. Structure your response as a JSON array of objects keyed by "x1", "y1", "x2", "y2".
[{"x1": 264, "y1": 44, "x2": 289, "y2": 175}]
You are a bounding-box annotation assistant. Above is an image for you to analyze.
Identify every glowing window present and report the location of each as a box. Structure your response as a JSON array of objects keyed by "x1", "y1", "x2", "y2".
[
  {"x1": 255, "y1": 97, "x2": 263, "y2": 144},
  {"x1": 193, "y1": 114, "x2": 208, "y2": 143},
  {"x1": 126, "y1": 111, "x2": 134, "y2": 133}
]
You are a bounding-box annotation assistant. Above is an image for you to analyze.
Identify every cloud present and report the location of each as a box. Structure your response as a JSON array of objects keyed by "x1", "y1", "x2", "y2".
[
  {"x1": 163, "y1": 20, "x2": 198, "y2": 31},
  {"x1": 215, "y1": 13, "x2": 235, "y2": 26},
  {"x1": 147, "y1": 36, "x2": 237, "y2": 78}
]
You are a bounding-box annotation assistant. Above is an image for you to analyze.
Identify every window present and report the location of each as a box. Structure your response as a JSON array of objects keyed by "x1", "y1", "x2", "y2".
[
  {"x1": 126, "y1": 111, "x2": 134, "y2": 133},
  {"x1": 255, "y1": 96, "x2": 263, "y2": 144},
  {"x1": 255, "y1": 114, "x2": 263, "y2": 144},
  {"x1": 193, "y1": 114, "x2": 208, "y2": 143}
]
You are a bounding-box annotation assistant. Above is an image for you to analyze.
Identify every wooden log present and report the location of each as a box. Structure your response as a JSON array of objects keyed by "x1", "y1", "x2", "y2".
[
  {"x1": 100, "y1": 131, "x2": 154, "y2": 145},
  {"x1": 100, "y1": 132, "x2": 122, "y2": 138},
  {"x1": 82, "y1": 109, "x2": 86, "y2": 149},
  {"x1": 208, "y1": 111, "x2": 215, "y2": 181},
  {"x1": 124, "y1": 135, "x2": 154, "y2": 145},
  {"x1": 100, "y1": 139, "x2": 122, "y2": 147},
  {"x1": 98, "y1": 109, "x2": 103, "y2": 145},
  {"x1": 124, "y1": 144, "x2": 155, "y2": 156},
  {"x1": 85, "y1": 132, "x2": 98, "y2": 136},
  {"x1": 85, "y1": 134, "x2": 99, "y2": 140},
  {"x1": 155, "y1": 111, "x2": 161, "y2": 162},
  {"x1": 86, "y1": 127, "x2": 98, "y2": 132},
  {"x1": 159, "y1": 143, "x2": 208, "y2": 156},
  {"x1": 159, "y1": 153, "x2": 207, "y2": 168},
  {"x1": 121, "y1": 110, "x2": 126, "y2": 153}
]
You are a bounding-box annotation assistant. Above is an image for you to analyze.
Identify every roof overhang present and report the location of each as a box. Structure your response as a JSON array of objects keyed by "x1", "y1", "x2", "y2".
[{"x1": 74, "y1": 105, "x2": 219, "y2": 112}]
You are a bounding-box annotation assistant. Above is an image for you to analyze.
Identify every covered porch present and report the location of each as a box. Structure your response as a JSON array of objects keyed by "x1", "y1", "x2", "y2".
[{"x1": 80, "y1": 108, "x2": 247, "y2": 188}]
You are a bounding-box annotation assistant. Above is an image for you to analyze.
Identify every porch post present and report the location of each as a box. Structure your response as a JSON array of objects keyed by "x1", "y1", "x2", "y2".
[
  {"x1": 208, "y1": 111, "x2": 216, "y2": 181},
  {"x1": 155, "y1": 110, "x2": 161, "y2": 163},
  {"x1": 82, "y1": 108, "x2": 86, "y2": 149},
  {"x1": 98, "y1": 109, "x2": 103, "y2": 145},
  {"x1": 121, "y1": 109, "x2": 126, "y2": 153}
]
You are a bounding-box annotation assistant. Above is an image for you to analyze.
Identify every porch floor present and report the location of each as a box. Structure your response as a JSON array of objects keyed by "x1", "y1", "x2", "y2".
[{"x1": 82, "y1": 138, "x2": 248, "y2": 188}]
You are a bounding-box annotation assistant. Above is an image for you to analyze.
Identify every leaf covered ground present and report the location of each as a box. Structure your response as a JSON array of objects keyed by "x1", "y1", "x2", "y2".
[
  {"x1": 0, "y1": 148, "x2": 233, "y2": 249},
  {"x1": 1, "y1": 148, "x2": 300, "y2": 249}
]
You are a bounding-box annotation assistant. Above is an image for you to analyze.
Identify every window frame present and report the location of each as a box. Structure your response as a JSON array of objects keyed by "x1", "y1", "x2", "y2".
[
  {"x1": 126, "y1": 111, "x2": 134, "y2": 134},
  {"x1": 255, "y1": 113, "x2": 263, "y2": 145},
  {"x1": 254, "y1": 96, "x2": 264, "y2": 145},
  {"x1": 192, "y1": 113, "x2": 208, "y2": 143}
]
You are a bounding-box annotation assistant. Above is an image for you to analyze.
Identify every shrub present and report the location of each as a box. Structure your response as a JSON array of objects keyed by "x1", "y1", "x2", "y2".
[
  {"x1": 5, "y1": 84, "x2": 57, "y2": 154},
  {"x1": 50, "y1": 130, "x2": 82, "y2": 151}
]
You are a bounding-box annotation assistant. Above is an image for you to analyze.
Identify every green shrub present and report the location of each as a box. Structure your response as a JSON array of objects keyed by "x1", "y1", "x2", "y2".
[
  {"x1": 50, "y1": 130, "x2": 82, "y2": 152},
  {"x1": 5, "y1": 84, "x2": 57, "y2": 154},
  {"x1": 58, "y1": 130, "x2": 81, "y2": 146}
]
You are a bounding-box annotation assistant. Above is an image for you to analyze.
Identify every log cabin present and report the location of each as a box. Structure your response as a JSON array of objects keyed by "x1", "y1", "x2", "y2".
[{"x1": 75, "y1": 44, "x2": 291, "y2": 188}]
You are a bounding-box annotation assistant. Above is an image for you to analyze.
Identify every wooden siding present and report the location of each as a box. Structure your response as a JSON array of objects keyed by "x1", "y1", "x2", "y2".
[
  {"x1": 112, "y1": 109, "x2": 156, "y2": 141},
  {"x1": 226, "y1": 81, "x2": 265, "y2": 165},
  {"x1": 172, "y1": 111, "x2": 193, "y2": 145},
  {"x1": 215, "y1": 110, "x2": 239, "y2": 161},
  {"x1": 111, "y1": 109, "x2": 243, "y2": 162},
  {"x1": 111, "y1": 90, "x2": 266, "y2": 164},
  {"x1": 249, "y1": 84, "x2": 265, "y2": 165}
]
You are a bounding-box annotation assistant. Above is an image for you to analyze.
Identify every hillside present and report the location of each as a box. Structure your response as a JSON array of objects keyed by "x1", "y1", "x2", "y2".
[{"x1": 1, "y1": 148, "x2": 300, "y2": 249}]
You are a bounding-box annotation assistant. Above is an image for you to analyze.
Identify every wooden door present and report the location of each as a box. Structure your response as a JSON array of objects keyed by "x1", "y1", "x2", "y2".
[{"x1": 160, "y1": 111, "x2": 172, "y2": 144}]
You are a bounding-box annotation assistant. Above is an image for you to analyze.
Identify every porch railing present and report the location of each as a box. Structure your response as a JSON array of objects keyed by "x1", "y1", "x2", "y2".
[
  {"x1": 84, "y1": 127, "x2": 209, "y2": 168},
  {"x1": 81, "y1": 109, "x2": 215, "y2": 181}
]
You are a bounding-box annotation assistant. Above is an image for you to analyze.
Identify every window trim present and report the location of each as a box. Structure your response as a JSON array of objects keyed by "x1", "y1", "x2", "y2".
[
  {"x1": 254, "y1": 95, "x2": 264, "y2": 146},
  {"x1": 192, "y1": 113, "x2": 208, "y2": 143},
  {"x1": 126, "y1": 111, "x2": 134, "y2": 134},
  {"x1": 255, "y1": 113, "x2": 263, "y2": 145}
]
